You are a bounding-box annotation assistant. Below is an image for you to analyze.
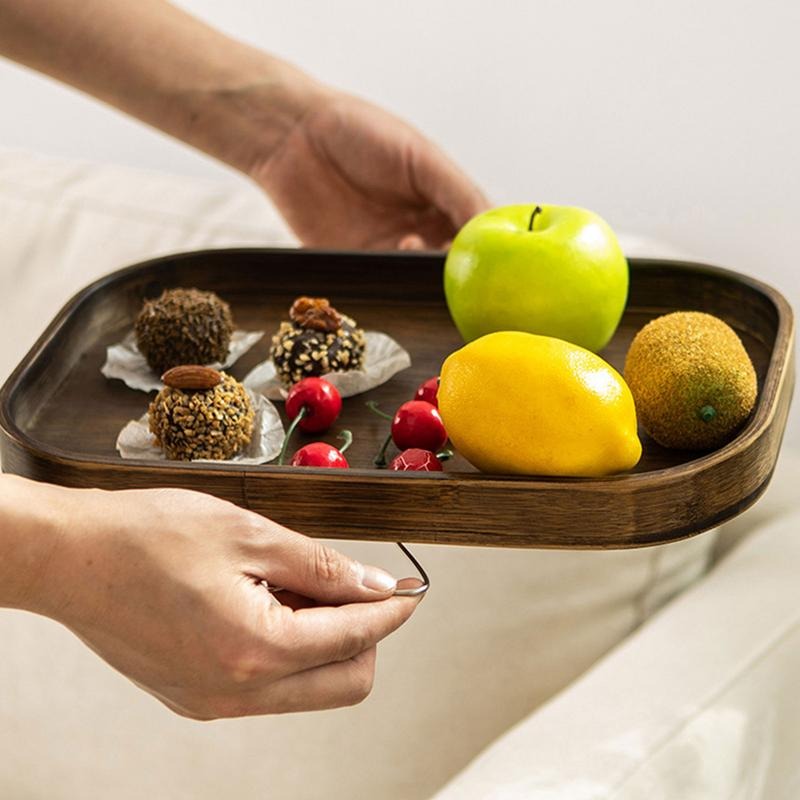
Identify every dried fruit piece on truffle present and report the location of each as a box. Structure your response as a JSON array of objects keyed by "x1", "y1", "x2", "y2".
[
  {"x1": 289, "y1": 297, "x2": 343, "y2": 332},
  {"x1": 135, "y1": 288, "x2": 234, "y2": 375},
  {"x1": 148, "y1": 372, "x2": 254, "y2": 460}
]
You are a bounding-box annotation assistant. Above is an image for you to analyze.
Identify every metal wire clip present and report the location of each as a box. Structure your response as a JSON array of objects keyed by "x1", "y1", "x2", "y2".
[{"x1": 393, "y1": 542, "x2": 429, "y2": 597}]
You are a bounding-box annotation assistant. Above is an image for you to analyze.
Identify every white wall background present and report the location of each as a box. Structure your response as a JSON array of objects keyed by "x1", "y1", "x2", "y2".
[{"x1": 1, "y1": 0, "x2": 797, "y2": 298}]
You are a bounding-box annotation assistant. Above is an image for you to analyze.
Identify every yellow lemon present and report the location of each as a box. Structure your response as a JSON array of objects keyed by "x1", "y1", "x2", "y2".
[{"x1": 439, "y1": 331, "x2": 641, "y2": 477}]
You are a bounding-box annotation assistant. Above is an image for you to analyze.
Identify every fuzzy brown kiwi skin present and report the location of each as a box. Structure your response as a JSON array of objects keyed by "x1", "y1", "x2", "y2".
[{"x1": 624, "y1": 311, "x2": 757, "y2": 450}]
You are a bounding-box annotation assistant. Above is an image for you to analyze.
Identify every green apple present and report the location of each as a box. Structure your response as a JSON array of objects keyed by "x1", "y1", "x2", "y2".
[{"x1": 444, "y1": 204, "x2": 628, "y2": 352}]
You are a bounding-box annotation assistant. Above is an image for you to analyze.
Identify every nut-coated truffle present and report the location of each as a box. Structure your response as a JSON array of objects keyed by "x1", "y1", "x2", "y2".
[
  {"x1": 148, "y1": 372, "x2": 254, "y2": 460},
  {"x1": 270, "y1": 297, "x2": 366, "y2": 388}
]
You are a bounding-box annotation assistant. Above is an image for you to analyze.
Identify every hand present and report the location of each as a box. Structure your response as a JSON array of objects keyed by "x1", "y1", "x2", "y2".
[
  {"x1": 35, "y1": 486, "x2": 421, "y2": 719},
  {"x1": 0, "y1": 0, "x2": 487, "y2": 250},
  {"x1": 254, "y1": 89, "x2": 490, "y2": 250}
]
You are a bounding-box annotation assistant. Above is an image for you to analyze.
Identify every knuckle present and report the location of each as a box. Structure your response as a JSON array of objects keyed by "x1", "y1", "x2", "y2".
[
  {"x1": 216, "y1": 644, "x2": 269, "y2": 686},
  {"x1": 311, "y1": 543, "x2": 347, "y2": 586},
  {"x1": 262, "y1": 605, "x2": 297, "y2": 661},
  {"x1": 237, "y1": 513, "x2": 284, "y2": 556},
  {"x1": 333, "y1": 627, "x2": 369, "y2": 663},
  {"x1": 343, "y1": 663, "x2": 375, "y2": 706},
  {"x1": 239, "y1": 512, "x2": 270, "y2": 542}
]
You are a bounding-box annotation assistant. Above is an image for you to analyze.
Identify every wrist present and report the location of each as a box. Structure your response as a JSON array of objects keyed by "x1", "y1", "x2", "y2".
[
  {"x1": 175, "y1": 57, "x2": 330, "y2": 177},
  {"x1": 0, "y1": 0, "x2": 329, "y2": 180},
  {"x1": 0, "y1": 476, "x2": 89, "y2": 617}
]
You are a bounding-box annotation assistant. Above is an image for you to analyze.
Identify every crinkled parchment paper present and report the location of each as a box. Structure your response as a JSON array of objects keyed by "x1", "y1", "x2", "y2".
[
  {"x1": 102, "y1": 330, "x2": 264, "y2": 392},
  {"x1": 242, "y1": 331, "x2": 410, "y2": 400},
  {"x1": 116, "y1": 391, "x2": 283, "y2": 464}
]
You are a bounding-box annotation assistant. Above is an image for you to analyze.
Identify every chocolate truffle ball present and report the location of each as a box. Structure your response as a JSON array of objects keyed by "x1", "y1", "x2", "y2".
[
  {"x1": 270, "y1": 297, "x2": 366, "y2": 388},
  {"x1": 148, "y1": 371, "x2": 254, "y2": 461},
  {"x1": 135, "y1": 288, "x2": 234, "y2": 375}
]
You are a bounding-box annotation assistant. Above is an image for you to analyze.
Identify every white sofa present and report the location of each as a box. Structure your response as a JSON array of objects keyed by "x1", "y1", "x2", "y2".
[
  {"x1": 0, "y1": 148, "x2": 796, "y2": 800},
  {"x1": 433, "y1": 447, "x2": 800, "y2": 800}
]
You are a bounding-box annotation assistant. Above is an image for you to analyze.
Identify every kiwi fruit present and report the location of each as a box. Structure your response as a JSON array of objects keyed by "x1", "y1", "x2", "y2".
[{"x1": 624, "y1": 311, "x2": 757, "y2": 450}]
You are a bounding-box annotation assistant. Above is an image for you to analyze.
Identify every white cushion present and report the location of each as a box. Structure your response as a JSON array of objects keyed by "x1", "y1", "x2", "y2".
[
  {"x1": 0, "y1": 147, "x2": 295, "y2": 380},
  {"x1": 0, "y1": 148, "x2": 718, "y2": 800},
  {"x1": 432, "y1": 448, "x2": 800, "y2": 800}
]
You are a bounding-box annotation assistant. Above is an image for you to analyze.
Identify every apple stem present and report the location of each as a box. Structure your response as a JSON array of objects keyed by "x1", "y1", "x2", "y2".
[
  {"x1": 278, "y1": 406, "x2": 308, "y2": 465},
  {"x1": 528, "y1": 205, "x2": 543, "y2": 232}
]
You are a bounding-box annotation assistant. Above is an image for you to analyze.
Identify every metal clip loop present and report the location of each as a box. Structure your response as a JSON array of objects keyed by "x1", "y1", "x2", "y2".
[{"x1": 393, "y1": 542, "x2": 429, "y2": 597}]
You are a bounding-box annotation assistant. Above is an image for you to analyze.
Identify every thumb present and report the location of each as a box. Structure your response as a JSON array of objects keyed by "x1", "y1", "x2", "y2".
[{"x1": 258, "y1": 523, "x2": 398, "y2": 604}]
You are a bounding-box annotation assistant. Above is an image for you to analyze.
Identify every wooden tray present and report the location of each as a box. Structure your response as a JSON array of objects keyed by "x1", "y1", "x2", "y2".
[{"x1": 0, "y1": 249, "x2": 793, "y2": 548}]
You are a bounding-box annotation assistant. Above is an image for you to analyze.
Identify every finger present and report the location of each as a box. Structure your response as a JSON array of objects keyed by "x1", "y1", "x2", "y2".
[
  {"x1": 261, "y1": 578, "x2": 423, "y2": 613},
  {"x1": 249, "y1": 519, "x2": 398, "y2": 604},
  {"x1": 161, "y1": 649, "x2": 379, "y2": 719},
  {"x1": 395, "y1": 576, "x2": 426, "y2": 596},
  {"x1": 424, "y1": 236, "x2": 453, "y2": 252},
  {"x1": 259, "y1": 647, "x2": 378, "y2": 713},
  {"x1": 269, "y1": 589, "x2": 318, "y2": 611},
  {"x1": 410, "y1": 140, "x2": 491, "y2": 230},
  {"x1": 278, "y1": 592, "x2": 421, "y2": 673},
  {"x1": 207, "y1": 648, "x2": 379, "y2": 717},
  {"x1": 398, "y1": 233, "x2": 426, "y2": 250}
]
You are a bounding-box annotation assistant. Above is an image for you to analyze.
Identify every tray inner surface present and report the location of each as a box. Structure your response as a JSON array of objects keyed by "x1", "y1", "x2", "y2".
[{"x1": 10, "y1": 251, "x2": 778, "y2": 477}]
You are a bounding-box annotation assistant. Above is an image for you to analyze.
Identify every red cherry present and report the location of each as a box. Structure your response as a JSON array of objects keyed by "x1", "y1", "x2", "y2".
[
  {"x1": 414, "y1": 376, "x2": 440, "y2": 407},
  {"x1": 286, "y1": 378, "x2": 342, "y2": 433},
  {"x1": 290, "y1": 442, "x2": 349, "y2": 468},
  {"x1": 392, "y1": 401, "x2": 447, "y2": 451},
  {"x1": 389, "y1": 448, "x2": 443, "y2": 472}
]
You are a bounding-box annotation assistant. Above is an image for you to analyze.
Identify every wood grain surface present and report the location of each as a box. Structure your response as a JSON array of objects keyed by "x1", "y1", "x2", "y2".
[{"x1": 0, "y1": 249, "x2": 794, "y2": 548}]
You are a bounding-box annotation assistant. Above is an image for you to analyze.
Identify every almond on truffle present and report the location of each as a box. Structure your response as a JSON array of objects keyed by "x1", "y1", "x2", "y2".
[{"x1": 161, "y1": 365, "x2": 223, "y2": 390}]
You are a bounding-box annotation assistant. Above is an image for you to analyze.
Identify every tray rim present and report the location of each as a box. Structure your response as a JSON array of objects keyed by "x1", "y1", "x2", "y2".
[{"x1": 0, "y1": 247, "x2": 794, "y2": 494}]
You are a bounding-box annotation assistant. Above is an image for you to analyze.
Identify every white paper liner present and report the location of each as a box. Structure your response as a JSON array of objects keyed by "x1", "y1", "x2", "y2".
[
  {"x1": 101, "y1": 329, "x2": 264, "y2": 393},
  {"x1": 115, "y1": 391, "x2": 284, "y2": 464},
  {"x1": 242, "y1": 331, "x2": 411, "y2": 400}
]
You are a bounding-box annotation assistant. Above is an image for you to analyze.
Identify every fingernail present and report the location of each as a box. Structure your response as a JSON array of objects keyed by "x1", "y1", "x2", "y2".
[{"x1": 361, "y1": 565, "x2": 397, "y2": 592}]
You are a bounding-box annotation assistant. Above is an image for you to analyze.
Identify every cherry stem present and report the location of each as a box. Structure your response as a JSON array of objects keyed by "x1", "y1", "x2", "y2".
[
  {"x1": 435, "y1": 448, "x2": 454, "y2": 462},
  {"x1": 528, "y1": 205, "x2": 543, "y2": 231},
  {"x1": 337, "y1": 429, "x2": 353, "y2": 454},
  {"x1": 366, "y1": 400, "x2": 393, "y2": 421},
  {"x1": 374, "y1": 431, "x2": 393, "y2": 467},
  {"x1": 278, "y1": 406, "x2": 308, "y2": 465}
]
